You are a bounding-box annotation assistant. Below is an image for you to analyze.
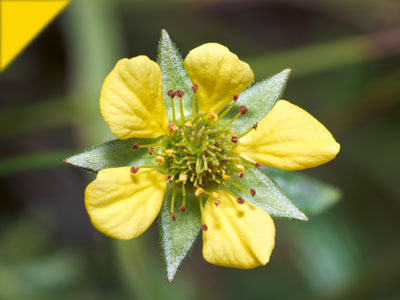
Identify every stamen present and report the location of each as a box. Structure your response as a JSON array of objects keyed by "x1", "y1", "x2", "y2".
[
  {"x1": 172, "y1": 212, "x2": 177, "y2": 221},
  {"x1": 139, "y1": 142, "x2": 162, "y2": 148},
  {"x1": 250, "y1": 189, "x2": 256, "y2": 197},
  {"x1": 132, "y1": 142, "x2": 140, "y2": 150},
  {"x1": 207, "y1": 112, "x2": 218, "y2": 122},
  {"x1": 185, "y1": 120, "x2": 193, "y2": 127},
  {"x1": 165, "y1": 149, "x2": 173, "y2": 157},
  {"x1": 238, "y1": 124, "x2": 257, "y2": 139},
  {"x1": 218, "y1": 99, "x2": 237, "y2": 120},
  {"x1": 212, "y1": 191, "x2": 219, "y2": 199},
  {"x1": 231, "y1": 136, "x2": 238, "y2": 143},
  {"x1": 168, "y1": 90, "x2": 176, "y2": 123},
  {"x1": 155, "y1": 156, "x2": 165, "y2": 163},
  {"x1": 192, "y1": 84, "x2": 198, "y2": 118},
  {"x1": 179, "y1": 174, "x2": 187, "y2": 183},
  {"x1": 201, "y1": 224, "x2": 208, "y2": 231},
  {"x1": 165, "y1": 174, "x2": 172, "y2": 181},
  {"x1": 252, "y1": 122, "x2": 258, "y2": 130},
  {"x1": 238, "y1": 172, "x2": 244, "y2": 178},
  {"x1": 220, "y1": 113, "x2": 240, "y2": 130},
  {"x1": 130, "y1": 167, "x2": 139, "y2": 174},
  {"x1": 179, "y1": 205, "x2": 186, "y2": 212},
  {"x1": 195, "y1": 187, "x2": 205, "y2": 197},
  {"x1": 171, "y1": 184, "x2": 177, "y2": 214},
  {"x1": 168, "y1": 123, "x2": 176, "y2": 135},
  {"x1": 148, "y1": 147, "x2": 154, "y2": 155},
  {"x1": 255, "y1": 162, "x2": 262, "y2": 168},
  {"x1": 176, "y1": 89, "x2": 185, "y2": 122},
  {"x1": 237, "y1": 164, "x2": 245, "y2": 173},
  {"x1": 182, "y1": 183, "x2": 186, "y2": 208},
  {"x1": 233, "y1": 95, "x2": 239, "y2": 102},
  {"x1": 239, "y1": 105, "x2": 248, "y2": 114},
  {"x1": 237, "y1": 197, "x2": 245, "y2": 204},
  {"x1": 214, "y1": 199, "x2": 221, "y2": 207},
  {"x1": 229, "y1": 180, "x2": 251, "y2": 195},
  {"x1": 222, "y1": 171, "x2": 230, "y2": 180}
]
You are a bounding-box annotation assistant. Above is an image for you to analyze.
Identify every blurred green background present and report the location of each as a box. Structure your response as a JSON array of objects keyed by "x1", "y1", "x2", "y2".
[{"x1": 1, "y1": 0, "x2": 399, "y2": 299}]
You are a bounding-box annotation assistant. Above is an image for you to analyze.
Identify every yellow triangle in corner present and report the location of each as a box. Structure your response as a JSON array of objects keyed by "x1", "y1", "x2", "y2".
[{"x1": 0, "y1": 0, "x2": 70, "y2": 71}]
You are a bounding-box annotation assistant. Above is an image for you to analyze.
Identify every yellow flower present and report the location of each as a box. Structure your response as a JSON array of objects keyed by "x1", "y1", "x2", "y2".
[{"x1": 85, "y1": 43, "x2": 340, "y2": 269}]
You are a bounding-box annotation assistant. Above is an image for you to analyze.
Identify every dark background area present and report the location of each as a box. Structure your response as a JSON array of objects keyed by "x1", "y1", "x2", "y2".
[{"x1": 0, "y1": 0, "x2": 399, "y2": 299}]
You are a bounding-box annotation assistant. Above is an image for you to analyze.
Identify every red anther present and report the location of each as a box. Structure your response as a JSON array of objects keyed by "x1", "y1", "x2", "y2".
[
  {"x1": 148, "y1": 147, "x2": 154, "y2": 155},
  {"x1": 255, "y1": 162, "x2": 262, "y2": 168},
  {"x1": 231, "y1": 136, "x2": 238, "y2": 143},
  {"x1": 179, "y1": 205, "x2": 186, "y2": 212},
  {"x1": 172, "y1": 212, "x2": 177, "y2": 221},
  {"x1": 201, "y1": 224, "x2": 208, "y2": 231},
  {"x1": 237, "y1": 197, "x2": 245, "y2": 204},
  {"x1": 167, "y1": 90, "x2": 175, "y2": 98},
  {"x1": 214, "y1": 199, "x2": 221, "y2": 207},
  {"x1": 175, "y1": 89, "x2": 185, "y2": 98},
  {"x1": 239, "y1": 105, "x2": 248, "y2": 114},
  {"x1": 165, "y1": 174, "x2": 172, "y2": 181},
  {"x1": 252, "y1": 122, "x2": 258, "y2": 130},
  {"x1": 192, "y1": 84, "x2": 198, "y2": 93},
  {"x1": 250, "y1": 189, "x2": 256, "y2": 197},
  {"x1": 233, "y1": 95, "x2": 239, "y2": 102},
  {"x1": 132, "y1": 142, "x2": 140, "y2": 150},
  {"x1": 130, "y1": 167, "x2": 139, "y2": 174},
  {"x1": 238, "y1": 172, "x2": 244, "y2": 178}
]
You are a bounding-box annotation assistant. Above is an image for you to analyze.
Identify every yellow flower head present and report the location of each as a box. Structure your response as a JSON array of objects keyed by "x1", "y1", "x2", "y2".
[{"x1": 82, "y1": 32, "x2": 340, "y2": 279}]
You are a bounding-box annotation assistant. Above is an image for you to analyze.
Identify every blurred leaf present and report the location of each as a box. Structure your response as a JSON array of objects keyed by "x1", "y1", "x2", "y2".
[
  {"x1": 263, "y1": 166, "x2": 342, "y2": 215},
  {"x1": 228, "y1": 167, "x2": 308, "y2": 220},
  {"x1": 226, "y1": 69, "x2": 291, "y2": 136},
  {"x1": 158, "y1": 29, "x2": 194, "y2": 122},
  {"x1": 0, "y1": 252, "x2": 84, "y2": 299},
  {"x1": 246, "y1": 28, "x2": 400, "y2": 79},
  {"x1": 113, "y1": 237, "x2": 198, "y2": 300},
  {"x1": 159, "y1": 183, "x2": 201, "y2": 282},
  {"x1": 0, "y1": 151, "x2": 75, "y2": 177},
  {"x1": 65, "y1": 138, "x2": 160, "y2": 172},
  {"x1": 0, "y1": 99, "x2": 74, "y2": 140}
]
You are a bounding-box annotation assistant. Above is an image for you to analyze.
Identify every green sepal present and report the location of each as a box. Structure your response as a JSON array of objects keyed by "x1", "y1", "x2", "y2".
[
  {"x1": 158, "y1": 29, "x2": 194, "y2": 122},
  {"x1": 65, "y1": 138, "x2": 160, "y2": 172},
  {"x1": 262, "y1": 166, "x2": 341, "y2": 215},
  {"x1": 159, "y1": 183, "x2": 201, "y2": 283},
  {"x1": 225, "y1": 68, "x2": 291, "y2": 136},
  {"x1": 227, "y1": 166, "x2": 308, "y2": 221}
]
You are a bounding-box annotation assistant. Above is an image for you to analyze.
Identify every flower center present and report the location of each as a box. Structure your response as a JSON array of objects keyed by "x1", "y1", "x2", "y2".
[{"x1": 164, "y1": 113, "x2": 233, "y2": 189}]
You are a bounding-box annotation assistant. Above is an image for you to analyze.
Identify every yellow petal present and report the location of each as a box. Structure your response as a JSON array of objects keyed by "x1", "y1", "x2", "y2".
[
  {"x1": 202, "y1": 191, "x2": 275, "y2": 269},
  {"x1": 100, "y1": 56, "x2": 168, "y2": 139},
  {"x1": 85, "y1": 167, "x2": 166, "y2": 240},
  {"x1": 184, "y1": 43, "x2": 254, "y2": 114},
  {"x1": 237, "y1": 100, "x2": 340, "y2": 171}
]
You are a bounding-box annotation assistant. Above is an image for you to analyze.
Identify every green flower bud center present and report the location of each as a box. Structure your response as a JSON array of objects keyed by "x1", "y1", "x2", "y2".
[{"x1": 164, "y1": 113, "x2": 234, "y2": 189}]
